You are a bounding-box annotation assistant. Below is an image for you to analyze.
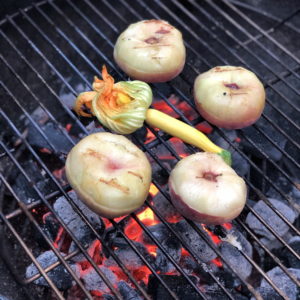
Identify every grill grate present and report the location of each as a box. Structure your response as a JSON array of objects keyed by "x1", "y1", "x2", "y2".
[{"x1": 0, "y1": 0, "x2": 299, "y2": 299}]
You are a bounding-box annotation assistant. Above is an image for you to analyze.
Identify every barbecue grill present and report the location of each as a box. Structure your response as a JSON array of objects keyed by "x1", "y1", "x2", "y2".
[{"x1": 0, "y1": 0, "x2": 299, "y2": 299}]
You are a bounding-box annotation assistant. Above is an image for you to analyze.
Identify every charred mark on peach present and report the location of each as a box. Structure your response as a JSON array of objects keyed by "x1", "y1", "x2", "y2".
[
  {"x1": 86, "y1": 148, "x2": 103, "y2": 159},
  {"x1": 224, "y1": 83, "x2": 240, "y2": 90},
  {"x1": 155, "y1": 28, "x2": 171, "y2": 34},
  {"x1": 197, "y1": 172, "x2": 222, "y2": 182},
  {"x1": 128, "y1": 171, "x2": 143, "y2": 182},
  {"x1": 99, "y1": 178, "x2": 129, "y2": 194},
  {"x1": 144, "y1": 37, "x2": 160, "y2": 44}
]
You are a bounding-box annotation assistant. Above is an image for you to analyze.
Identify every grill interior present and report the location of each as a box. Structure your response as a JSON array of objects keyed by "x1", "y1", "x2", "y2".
[{"x1": 0, "y1": 0, "x2": 300, "y2": 299}]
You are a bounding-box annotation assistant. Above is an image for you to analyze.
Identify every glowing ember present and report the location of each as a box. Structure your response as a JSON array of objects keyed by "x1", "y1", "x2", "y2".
[
  {"x1": 65, "y1": 123, "x2": 72, "y2": 132},
  {"x1": 145, "y1": 128, "x2": 156, "y2": 144},
  {"x1": 195, "y1": 122, "x2": 213, "y2": 134},
  {"x1": 133, "y1": 266, "x2": 152, "y2": 284},
  {"x1": 222, "y1": 223, "x2": 233, "y2": 230},
  {"x1": 211, "y1": 257, "x2": 223, "y2": 267},
  {"x1": 39, "y1": 147, "x2": 52, "y2": 154},
  {"x1": 125, "y1": 220, "x2": 142, "y2": 240},
  {"x1": 147, "y1": 245, "x2": 158, "y2": 257},
  {"x1": 202, "y1": 225, "x2": 222, "y2": 245},
  {"x1": 137, "y1": 207, "x2": 158, "y2": 226},
  {"x1": 149, "y1": 183, "x2": 159, "y2": 197},
  {"x1": 53, "y1": 226, "x2": 65, "y2": 249},
  {"x1": 53, "y1": 168, "x2": 65, "y2": 180}
]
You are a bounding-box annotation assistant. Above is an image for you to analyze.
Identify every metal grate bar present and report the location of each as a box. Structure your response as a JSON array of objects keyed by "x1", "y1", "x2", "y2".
[
  {"x1": 0, "y1": 111, "x2": 123, "y2": 299},
  {"x1": 177, "y1": 0, "x2": 300, "y2": 113},
  {"x1": 0, "y1": 211, "x2": 64, "y2": 300},
  {"x1": 220, "y1": 0, "x2": 300, "y2": 66},
  {"x1": 0, "y1": 170, "x2": 92, "y2": 300},
  {"x1": 148, "y1": 0, "x2": 300, "y2": 135},
  {"x1": 120, "y1": 0, "x2": 300, "y2": 235}
]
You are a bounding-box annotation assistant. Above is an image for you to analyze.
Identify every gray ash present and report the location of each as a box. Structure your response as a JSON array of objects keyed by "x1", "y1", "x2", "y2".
[
  {"x1": 118, "y1": 281, "x2": 143, "y2": 300},
  {"x1": 246, "y1": 198, "x2": 297, "y2": 243},
  {"x1": 81, "y1": 266, "x2": 117, "y2": 293},
  {"x1": 175, "y1": 220, "x2": 217, "y2": 263},
  {"x1": 155, "y1": 236, "x2": 181, "y2": 273},
  {"x1": 219, "y1": 242, "x2": 252, "y2": 280},
  {"x1": 259, "y1": 267, "x2": 300, "y2": 300},
  {"x1": 25, "y1": 250, "x2": 77, "y2": 290},
  {"x1": 53, "y1": 190, "x2": 103, "y2": 247}
]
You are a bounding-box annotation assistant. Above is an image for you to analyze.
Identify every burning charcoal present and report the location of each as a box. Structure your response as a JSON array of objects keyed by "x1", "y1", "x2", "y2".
[
  {"x1": 155, "y1": 236, "x2": 181, "y2": 273},
  {"x1": 53, "y1": 191, "x2": 103, "y2": 247},
  {"x1": 148, "y1": 275, "x2": 201, "y2": 300},
  {"x1": 204, "y1": 285, "x2": 249, "y2": 300},
  {"x1": 118, "y1": 281, "x2": 143, "y2": 300},
  {"x1": 259, "y1": 267, "x2": 300, "y2": 300},
  {"x1": 35, "y1": 212, "x2": 61, "y2": 248},
  {"x1": 245, "y1": 198, "x2": 297, "y2": 241},
  {"x1": 12, "y1": 160, "x2": 52, "y2": 204},
  {"x1": 152, "y1": 193, "x2": 181, "y2": 222},
  {"x1": 219, "y1": 241, "x2": 252, "y2": 280},
  {"x1": 241, "y1": 119, "x2": 287, "y2": 161},
  {"x1": 25, "y1": 250, "x2": 76, "y2": 290},
  {"x1": 142, "y1": 223, "x2": 174, "y2": 244},
  {"x1": 175, "y1": 220, "x2": 217, "y2": 263},
  {"x1": 250, "y1": 287, "x2": 282, "y2": 300},
  {"x1": 81, "y1": 266, "x2": 118, "y2": 293},
  {"x1": 222, "y1": 227, "x2": 253, "y2": 258},
  {"x1": 285, "y1": 236, "x2": 300, "y2": 269},
  {"x1": 209, "y1": 130, "x2": 250, "y2": 177},
  {"x1": 104, "y1": 242, "x2": 153, "y2": 270},
  {"x1": 180, "y1": 255, "x2": 199, "y2": 274},
  {"x1": 27, "y1": 121, "x2": 74, "y2": 154}
]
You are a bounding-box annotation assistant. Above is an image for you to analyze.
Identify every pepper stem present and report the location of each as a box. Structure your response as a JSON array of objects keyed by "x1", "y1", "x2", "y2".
[{"x1": 145, "y1": 109, "x2": 232, "y2": 165}]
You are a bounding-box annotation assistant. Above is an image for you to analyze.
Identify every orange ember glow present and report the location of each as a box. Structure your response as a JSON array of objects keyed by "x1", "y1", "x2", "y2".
[
  {"x1": 195, "y1": 122, "x2": 213, "y2": 134},
  {"x1": 182, "y1": 248, "x2": 189, "y2": 256},
  {"x1": 53, "y1": 226, "x2": 64, "y2": 249},
  {"x1": 149, "y1": 183, "x2": 159, "y2": 197},
  {"x1": 125, "y1": 221, "x2": 142, "y2": 241},
  {"x1": 211, "y1": 257, "x2": 223, "y2": 267},
  {"x1": 222, "y1": 223, "x2": 233, "y2": 230},
  {"x1": 202, "y1": 225, "x2": 221, "y2": 245},
  {"x1": 145, "y1": 128, "x2": 156, "y2": 144},
  {"x1": 53, "y1": 168, "x2": 65, "y2": 180},
  {"x1": 65, "y1": 123, "x2": 72, "y2": 132},
  {"x1": 39, "y1": 147, "x2": 52, "y2": 154},
  {"x1": 153, "y1": 95, "x2": 197, "y2": 121},
  {"x1": 133, "y1": 266, "x2": 152, "y2": 284},
  {"x1": 137, "y1": 207, "x2": 158, "y2": 226}
]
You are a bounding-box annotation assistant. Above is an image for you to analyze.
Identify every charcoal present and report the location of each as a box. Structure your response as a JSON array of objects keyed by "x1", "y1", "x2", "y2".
[
  {"x1": 219, "y1": 241, "x2": 252, "y2": 280},
  {"x1": 27, "y1": 121, "x2": 74, "y2": 154},
  {"x1": 155, "y1": 236, "x2": 181, "y2": 273},
  {"x1": 142, "y1": 223, "x2": 174, "y2": 245},
  {"x1": 240, "y1": 119, "x2": 287, "y2": 161},
  {"x1": 250, "y1": 287, "x2": 282, "y2": 300},
  {"x1": 260, "y1": 267, "x2": 300, "y2": 300},
  {"x1": 0, "y1": 296, "x2": 10, "y2": 300},
  {"x1": 148, "y1": 275, "x2": 201, "y2": 300},
  {"x1": 53, "y1": 191, "x2": 103, "y2": 246},
  {"x1": 81, "y1": 266, "x2": 118, "y2": 293},
  {"x1": 104, "y1": 242, "x2": 153, "y2": 270},
  {"x1": 204, "y1": 285, "x2": 248, "y2": 300},
  {"x1": 209, "y1": 130, "x2": 250, "y2": 176},
  {"x1": 245, "y1": 198, "x2": 297, "y2": 241},
  {"x1": 12, "y1": 160, "x2": 51, "y2": 204},
  {"x1": 25, "y1": 250, "x2": 76, "y2": 290},
  {"x1": 285, "y1": 236, "x2": 300, "y2": 269},
  {"x1": 35, "y1": 213, "x2": 61, "y2": 248},
  {"x1": 180, "y1": 255, "x2": 199, "y2": 275},
  {"x1": 118, "y1": 281, "x2": 143, "y2": 300},
  {"x1": 175, "y1": 220, "x2": 217, "y2": 263},
  {"x1": 152, "y1": 193, "x2": 181, "y2": 221},
  {"x1": 223, "y1": 227, "x2": 253, "y2": 258}
]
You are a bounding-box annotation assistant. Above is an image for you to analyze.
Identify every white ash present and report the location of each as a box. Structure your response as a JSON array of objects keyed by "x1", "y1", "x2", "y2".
[
  {"x1": 53, "y1": 190, "x2": 102, "y2": 245},
  {"x1": 81, "y1": 266, "x2": 117, "y2": 293},
  {"x1": 259, "y1": 267, "x2": 300, "y2": 300},
  {"x1": 222, "y1": 228, "x2": 253, "y2": 257},
  {"x1": 25, "y1": 250, "x2": 77, "y2": 290},
  {"x1": 246, "y1": 198, "x2": 297, "y2": 241},
  {"x1": 219, "y1": 241, "x2": 252, "y2": 280},
  {"x1": 118, "y1": 281, "x2": 143, "y2": 300},
  {"x1": 175, "y1": 220, "x2": 217, "y2": 263}
]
